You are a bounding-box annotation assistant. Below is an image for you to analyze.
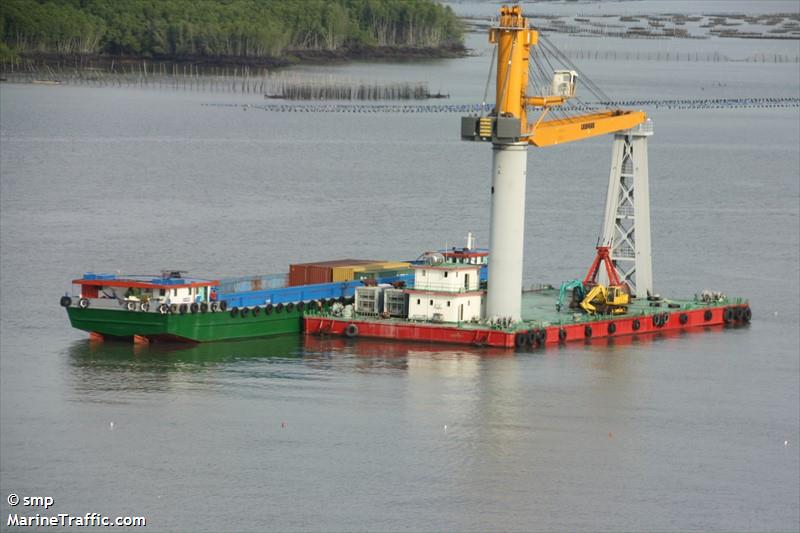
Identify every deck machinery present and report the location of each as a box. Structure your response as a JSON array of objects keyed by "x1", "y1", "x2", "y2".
[{"x1": 462, "y1": 5, "x2": 654, "y2": 319}]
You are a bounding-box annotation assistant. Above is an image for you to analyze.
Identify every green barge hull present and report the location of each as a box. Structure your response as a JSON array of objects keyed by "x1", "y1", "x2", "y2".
[{"x1": 66, "y1": 306, "x2": 305, "y2": 343}]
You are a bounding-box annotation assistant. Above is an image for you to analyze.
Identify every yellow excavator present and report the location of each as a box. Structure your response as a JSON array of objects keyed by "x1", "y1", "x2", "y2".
[{"x1": 579, "y1": 246, "x2": 630, "y2": 315}]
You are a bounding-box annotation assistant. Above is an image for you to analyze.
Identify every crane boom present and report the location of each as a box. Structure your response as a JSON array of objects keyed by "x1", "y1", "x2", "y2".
[{"x1": 463, "y1": 5, "x2": 646, "y2": 146}]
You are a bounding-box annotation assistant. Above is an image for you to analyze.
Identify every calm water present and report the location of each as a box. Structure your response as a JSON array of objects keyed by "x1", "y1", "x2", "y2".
[{"x1": 1, "y1": 2, "x2": 799, "y2": 531}]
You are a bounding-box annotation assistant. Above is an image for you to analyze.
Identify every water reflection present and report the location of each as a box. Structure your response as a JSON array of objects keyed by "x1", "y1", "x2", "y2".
[
  {"x1": 66, "y1": 335, "x2": 306, "y2": 398},
  {"x1": 65, "y1": 328, "x2": 713, "y2": 401}
]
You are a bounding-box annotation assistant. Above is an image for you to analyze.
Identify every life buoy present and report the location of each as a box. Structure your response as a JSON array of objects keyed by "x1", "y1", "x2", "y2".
[
  {"x1": 276, "y1": 303, "x2": 284, "y2": 313},
  {"x1": 515, "y1": 332, "x2": 528, "y2": 348},
  {"x1": 140, "y1": 302, "x2": 150, "y2": 312},
  {"x1": 252, "y1": 306, "x2": 261, "y2": 316},
  {"x1": 179, "y1": 304, "x2": 188, "y2": 314},
  {"x1": 200, "y1": 302, "x2": 208, "y2": 313},
  {"x1": 679, "y1": 313, "x2": 688, "y2": 325},
  {"x1": 344, "y1": 323, "x2": 358, "y2": 338},
  {"x1": 723, "y1": 307, "x2": 734, "y2": 323},
  {"x1": 743, "y1": 307, "x2": 752, "y2": 323},
  {"x1": 632, "y1": 318, "x2": 641, "y2": 331},
  {"x1": 286, "y1": 302, "x2": 295, "y2": 313},
  {"x1": 297, "y1": 301, "x2": 305, "y2": 311},
  {"x1": 158, "y1": 303, "x2": 169, "y2": 314},
  {"x1": 78, "y1": 298, "x2": 89, "y2": 309},
  {"x1": 219, "y1": 301, "x2": 228, "y2": 312},
  {"x1": 584, "y1": 325, "x2": 592, "y2": 338},
  {"x1": 190, "y1": 303, "x2": 199, "y2": 313},
  {"x1": 558, "y1": 328, "x2": 567, "y2": 342},
  {"x1": 60, "y1": 296, "x2": 72, "y2": 307},
  {"x1": 265, "y1": 304, "x2": 273, "y2": 314},
  {"x1": 230, "y1": 307, "x2": 239, "y2": 317},
  {"x1": 608, "y1": 322, "x2": 616, "y2": 334},
  {"x1": 241, "y1": 307, "x2": 249, "y2": 317},
  {"x1": 704, "y1": 309, "x2": 713, "y2": 321}
]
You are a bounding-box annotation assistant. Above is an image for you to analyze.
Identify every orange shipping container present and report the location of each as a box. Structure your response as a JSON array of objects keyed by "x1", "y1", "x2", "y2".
[{"x1": 289, "y1": 259, "x2": 384, "y2": 287}]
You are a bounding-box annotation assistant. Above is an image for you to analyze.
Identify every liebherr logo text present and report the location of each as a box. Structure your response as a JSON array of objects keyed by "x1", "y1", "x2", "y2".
[{"x1": 7, "y1": 513, "x2": 146, "y2": 527}]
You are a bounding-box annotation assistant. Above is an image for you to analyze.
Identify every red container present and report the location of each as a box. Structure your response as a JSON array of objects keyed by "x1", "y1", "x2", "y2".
[{"x1": 288, "y1": 259, "x2": 384, "y2": 287}]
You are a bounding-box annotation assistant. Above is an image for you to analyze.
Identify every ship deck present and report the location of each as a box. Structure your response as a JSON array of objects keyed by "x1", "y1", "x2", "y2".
[{"x1": 519, "y1": 288, "x2": 725, "y2": 326}]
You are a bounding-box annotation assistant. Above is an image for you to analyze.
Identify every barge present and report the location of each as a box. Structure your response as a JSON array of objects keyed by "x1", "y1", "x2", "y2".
[{"x1": 60, "y1": 6, "x2": 752, "y2": 351}]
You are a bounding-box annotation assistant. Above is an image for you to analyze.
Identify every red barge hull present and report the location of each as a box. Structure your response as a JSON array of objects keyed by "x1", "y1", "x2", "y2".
[{"x1": 304, "y1": 304, "x2": 750, "y2": 349}]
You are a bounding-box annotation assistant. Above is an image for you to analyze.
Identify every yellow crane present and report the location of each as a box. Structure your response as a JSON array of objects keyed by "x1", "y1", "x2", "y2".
[
  {"x1": 463, "y1": 5, "x2": 647, "y2": 147},
  {"x1": 462, "y1": 5, "x2": 648, "y2": 322}
]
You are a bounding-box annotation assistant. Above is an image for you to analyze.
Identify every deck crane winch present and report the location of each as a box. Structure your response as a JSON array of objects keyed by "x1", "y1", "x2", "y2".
[{"x1": 462, "y1": 5, "x2": 654, "y2": 321}]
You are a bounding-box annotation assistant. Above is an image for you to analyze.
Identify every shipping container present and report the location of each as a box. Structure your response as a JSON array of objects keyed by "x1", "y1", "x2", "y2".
[
  {"x1": 353, "y1": 267, "x2": 413, "y2": 281},
  {"x1": 289, "y1": 259, "x2": 383, "y2": 287}
]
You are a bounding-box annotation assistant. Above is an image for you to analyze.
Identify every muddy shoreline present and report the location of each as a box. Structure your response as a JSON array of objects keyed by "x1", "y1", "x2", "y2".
[{"x1": 6, "y1": 44, "x2": 469, "y2": 72}]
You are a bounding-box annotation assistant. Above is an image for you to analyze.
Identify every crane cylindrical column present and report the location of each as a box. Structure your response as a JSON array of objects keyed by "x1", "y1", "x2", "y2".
[{"x1": 487, "y1": 142, "x2": 528, "y2": 321}]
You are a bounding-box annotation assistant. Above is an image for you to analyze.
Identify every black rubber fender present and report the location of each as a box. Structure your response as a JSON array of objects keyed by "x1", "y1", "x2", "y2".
[
  {"x1": 652, "y1": 314, "x2": 661, "y2": 327},
  {"x1": 179, "y1": 304, "x2": 188, "y2": 314},
  {"x1": 632, "y1": 318, "x2": 641, "y2": 331},
  {"x1": 170, "y1": 303, "x2": 178, "y2": 313},
  {"x1": 286, "y1": 302, "x2": 295, "y2": 313},
  {"x1": 297, "y1": 301, "x2": 305, "y2": 311},
  {"x1": 584, "y1": 325, "x2": 592, "y2": 338},
  {"x1": 743, "y1": 307, "x2": 752, "y2": 323},
  {"x1": 126, "y1": 301, "x2": 137, "y2": 312},
  {"x1": 230, "y1": 307, "x2": 239, "y2": 317},
  {"x1": 608, "y1": 322, "x2": 616, "y2": 334},
  {"x1": 241, "y1": 307, "x2": 249, "y2": 317},
  {"x1": 723, "y1": 307, "x2": 734, "y2": 323},
  {"x1": 158, "y1": 303, "x2": 169, "y2": 315},
  {"x1": 252, "y1": 306, "x2": 261, "y2": 317},
  {"x1": 536, "y1": 329, "x2": 546, "y2": 344},
  {"x1": 219, "y1": 301, "x2": 228, "y2": 312},
  {"x1": 515, "y1": 332, "x2": 528, "y2": 348},
  {"x1": 558, "y1": 328, "x2": 567, "y2": 342},
  {"x1": 704, "y1": 309, "x2": 713, "y2": 321},
  {"x1": 679, "y1": 313, "x2": 688, "y2": 325},
  {"x1": 265, "y1": 304, "x2": 273, "y2": 315},
  {"x1": 200, "y1": 302, "x2": 208, "y2": 313},
  {"x1": 140, "y1": 302, "x2": 150, "y2": 312},
  {"x1": 60, "y1": 296, "x2": 72, "y2": 307},
  {"x1": 190, "y1": 303, "x2": 199, "y2": 313},
  {"x1": 344, "y1": 323, "x2": 358, "y2": 338},
  {"x1": 276, "y1": 303, "x2": 284, "y2": 313},
  {"x1": 661, "y1": 313, "x2": 669, "y2": 326},
  {"x1": 734, "y1": 306, "x2": 744, "y2": 321},
  {"x1": 526, "y1": 329, "x2": 537, "y2": 346}
]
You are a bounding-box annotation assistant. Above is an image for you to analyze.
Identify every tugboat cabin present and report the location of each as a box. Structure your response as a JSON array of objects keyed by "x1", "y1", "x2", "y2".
[{"x1": 72, "y1": 270, "x2": 219, "y2": 311}]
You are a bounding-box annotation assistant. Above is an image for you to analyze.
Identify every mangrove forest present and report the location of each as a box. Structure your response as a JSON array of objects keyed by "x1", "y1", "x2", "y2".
[{"x1": 0, "y1": 0, "x2": 465, "y2": 64}]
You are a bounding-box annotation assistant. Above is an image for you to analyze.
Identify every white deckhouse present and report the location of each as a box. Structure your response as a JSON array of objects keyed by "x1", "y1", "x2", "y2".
[{"x1": 406, "y1": 256, "x2": 484, "y2": 323}]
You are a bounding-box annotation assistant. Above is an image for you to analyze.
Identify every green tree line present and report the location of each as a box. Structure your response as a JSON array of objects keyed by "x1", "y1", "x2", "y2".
[{"x1": 0, "y1": 0, "x2": 463, "y2": 60}]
